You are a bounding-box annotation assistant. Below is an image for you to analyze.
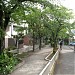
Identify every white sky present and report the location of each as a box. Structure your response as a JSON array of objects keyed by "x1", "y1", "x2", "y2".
[{"x1": 60, "y1": 0, "x2": 75, "y2": 14}]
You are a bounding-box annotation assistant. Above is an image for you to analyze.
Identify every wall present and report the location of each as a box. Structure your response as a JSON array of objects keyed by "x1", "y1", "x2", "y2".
[{"x1": 23, "y1": 36, "x2": 30, "y2": 45}]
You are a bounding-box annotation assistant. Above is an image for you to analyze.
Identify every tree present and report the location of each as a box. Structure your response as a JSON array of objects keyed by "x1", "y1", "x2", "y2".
[
  {"x1": 18, "y1": 1, "x2": 74, "y2": 52},
  {"x1": 25, "y1": 7, "x2": 43, "y2": 51},
  {"x1": 0, "y1": 0, "x2": 73, "y2": 53},
  {"x1": 42, "y1": 3, "x2": 73, "y2": 52},
  {"x1": 0, "y1": 0, "x2": 42, "y2": 53}
]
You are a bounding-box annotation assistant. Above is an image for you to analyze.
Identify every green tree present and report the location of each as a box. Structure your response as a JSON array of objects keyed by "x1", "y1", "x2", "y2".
[
  {"x1": 42, "y1": 3, "x2": 73, "y2": 52},
  {"x1": 0, "y1": 0, "x2": 42, "y2": 53},
  {"x1": 25, "y1": 7, "x2": 43, "y2": 51}
]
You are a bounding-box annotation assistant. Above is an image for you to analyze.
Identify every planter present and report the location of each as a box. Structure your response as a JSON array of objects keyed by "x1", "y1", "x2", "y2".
[{"x1": 39, "y1": 49, "x2": 60, "y2": 75}]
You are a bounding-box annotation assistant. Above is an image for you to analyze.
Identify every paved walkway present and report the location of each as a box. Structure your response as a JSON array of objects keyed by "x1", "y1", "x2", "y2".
[
  {"x1": 10, "y1": 45, "x2": 52, "y2": 75},
  {"x1": 54, "y1": 45, "x2": 75, "y2": 75}
]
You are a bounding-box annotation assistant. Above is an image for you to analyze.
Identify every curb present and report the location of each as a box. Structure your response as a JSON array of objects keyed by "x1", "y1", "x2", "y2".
[
  {"x1": 45, "y1": 51, "x2": 53, "y2": 61},
  {"x1": 39, "y1": 49, "x2": 60, "y2": 75}
]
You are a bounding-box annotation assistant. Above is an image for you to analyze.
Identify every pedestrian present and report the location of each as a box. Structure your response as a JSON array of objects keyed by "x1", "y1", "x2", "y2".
[{"x1": 59, "y1": 40, "x2": 63, "y2": 50}]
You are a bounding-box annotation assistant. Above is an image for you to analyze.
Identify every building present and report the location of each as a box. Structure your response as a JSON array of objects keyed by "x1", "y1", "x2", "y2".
[{"x1": 5, "y1": 22, "x2": 28, "y2": 49}]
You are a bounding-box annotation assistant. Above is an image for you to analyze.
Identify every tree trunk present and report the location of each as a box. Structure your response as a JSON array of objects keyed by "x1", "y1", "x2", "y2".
[
  {"x1": 38, "y1": 31, "x2": 42, "y2": 50},
  {"x1": 33, "y1": 30, "x2": 35, "y2": 52},
  {"x1": 0, "y1": 38, "x2": 5, "y2": 54},
  {"x1": 39, "y1": 36, "x2": 42, "y2": 50},
  {"x1": 53, "y1": 39, "x2": 58, "y2": 53},
  {"x1": 0, "y1": 5, "x2": 5, "y2": 53},
  {"x1": 0, "y1": 9, "x2": 10, "y2": 53}
]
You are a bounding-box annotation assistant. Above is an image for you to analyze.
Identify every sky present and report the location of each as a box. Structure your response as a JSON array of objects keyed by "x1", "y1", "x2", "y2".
[
  {"x1": 60, "y1": 0, "x2": 75, "y2": 34},
  {"x1": 60, "y1": 0, "x2": 75, "y2": 14}
]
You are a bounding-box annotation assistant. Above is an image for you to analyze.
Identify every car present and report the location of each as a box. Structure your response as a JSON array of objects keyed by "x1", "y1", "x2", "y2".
[{"x1": 69, "y1": 42, "x2": 75, "y2": 46}]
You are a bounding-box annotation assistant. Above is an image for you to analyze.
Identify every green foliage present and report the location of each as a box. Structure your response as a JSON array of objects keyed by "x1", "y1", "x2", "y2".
[
  {"x1": 0, "y1": 49, "x2": 19, "y2": 75},
  {"x1": 11, "y1": 0, "x2": 74, "y2": 51},
  {"x1": 0, "y1": 28, "x2": 5, "y2": 39},
  {"x1": 1, "y1": 0, "x2": 74, "y2": 52},
  {"x1": 6, "y1": 46, "x2": 17, "y2": 51},
  {"x1": 58, "y1": 28, "x2": 69, "y2": 39}
]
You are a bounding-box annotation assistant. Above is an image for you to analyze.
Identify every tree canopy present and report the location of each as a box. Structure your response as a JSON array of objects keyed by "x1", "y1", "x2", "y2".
[{"x1": 0, "y1": 0, "x2": 74, "y2": 52}]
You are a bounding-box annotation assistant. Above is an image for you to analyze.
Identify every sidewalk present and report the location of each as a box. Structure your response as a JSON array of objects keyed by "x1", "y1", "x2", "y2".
[
  {"x1": 54, "y1": 45, "x2": 75, "y2": 75},
  {"x1": 10, "y1": 45, "x2": 52, "y2": 75}
]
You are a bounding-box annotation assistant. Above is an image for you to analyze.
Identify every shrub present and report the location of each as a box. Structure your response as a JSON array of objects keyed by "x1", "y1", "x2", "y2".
[
  {"x1": 6, "y1": 46, "x2": 17, "y2": 51},
  {"x1": 0, "y1": 49, "x2": 19, "y2": 75}
]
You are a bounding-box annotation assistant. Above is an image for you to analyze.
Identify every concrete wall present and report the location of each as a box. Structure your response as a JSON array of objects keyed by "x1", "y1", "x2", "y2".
[
  {"x1": 5, "y1": 38, "x2": 8, "y2": 48},
  {"x1": 23, "y1": 36, "x2": 30, "y2": 45}
]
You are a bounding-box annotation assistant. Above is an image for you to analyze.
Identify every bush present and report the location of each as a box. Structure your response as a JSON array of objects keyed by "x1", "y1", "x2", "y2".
[
  {"x1": 0, "y1": 49, "x2": 19, "y2": 75},
  {"x1": 6, "y1": 46, "x2": 17, "y2": 51}
]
